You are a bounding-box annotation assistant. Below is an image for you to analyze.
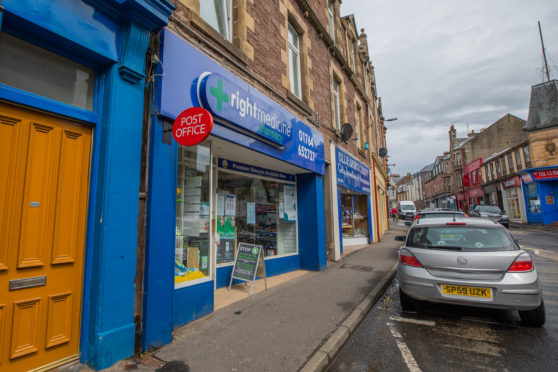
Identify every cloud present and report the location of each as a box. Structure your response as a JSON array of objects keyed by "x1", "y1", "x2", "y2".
[{"x1": 341, "y1": 0, "x2": 558, "y2": 174}]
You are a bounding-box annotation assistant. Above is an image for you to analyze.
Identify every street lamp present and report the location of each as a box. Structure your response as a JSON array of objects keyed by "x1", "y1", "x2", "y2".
[{"x1": 384, "y1": 117, "x2": 398, "y2": 122}]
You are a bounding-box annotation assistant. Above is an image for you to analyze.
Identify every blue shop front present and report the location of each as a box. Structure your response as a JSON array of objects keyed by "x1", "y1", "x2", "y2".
[
  {"x1": 142, "y1": 29, "x2": 327, "y2": 349},
  {"x1": 520, "y1": 166, "x2": 558, "y2": 225},
  {"x1": 333, "y1": 146, "x2": 373, "y2": 257}
]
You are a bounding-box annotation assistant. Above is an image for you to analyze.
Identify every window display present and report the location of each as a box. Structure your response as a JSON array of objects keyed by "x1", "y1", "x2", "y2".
[
  {"x1": 341, "y1": 193, "x2": 369, "y2": 239},
  {"x1": 175, "y1": 143, "x2": 211, "y2": 286},
  {"x1": 217, "y1": 171, "x2": 297, "y2": 264},
  {"x1": 526, "y1": 183, "x2": 541, "y2": 213}
]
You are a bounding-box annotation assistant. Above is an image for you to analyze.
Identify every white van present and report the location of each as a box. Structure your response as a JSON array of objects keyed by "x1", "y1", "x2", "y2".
[{"x1": 397, "y1": 201, "x2": 416, "y2": 220}]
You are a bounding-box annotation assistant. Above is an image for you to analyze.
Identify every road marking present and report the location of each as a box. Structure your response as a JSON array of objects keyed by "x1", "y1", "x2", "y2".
[
  {"x1": 387, "y1": 322, "x2": 422, "y2": 372},
  {"x1": 389, "y1": 316, "x2": 436, "y2": 326}
]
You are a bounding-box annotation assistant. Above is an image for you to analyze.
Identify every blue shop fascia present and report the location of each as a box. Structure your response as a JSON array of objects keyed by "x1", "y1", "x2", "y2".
[
  {"x1": 142, "y1": 29, "x2": 327, "y2": 349},
  {"x1": 520, "y1": 166, "x2": 558, "y2": 225}
]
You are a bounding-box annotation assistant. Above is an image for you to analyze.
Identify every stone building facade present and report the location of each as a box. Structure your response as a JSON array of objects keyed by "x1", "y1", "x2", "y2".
[{"x1": 137, "y1": 0, "x2": 390, "y2": 355}]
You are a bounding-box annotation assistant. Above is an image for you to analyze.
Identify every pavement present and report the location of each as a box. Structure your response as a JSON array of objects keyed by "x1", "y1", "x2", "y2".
[
  {"x1": 60, "y1": 222, "x2": 406, "y2": 372},
  {"x1": 510, "y1": 221, "x2": 558, "y2": 234}
]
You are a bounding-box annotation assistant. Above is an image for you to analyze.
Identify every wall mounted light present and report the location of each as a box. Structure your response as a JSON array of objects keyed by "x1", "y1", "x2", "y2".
[{"x1": 364, "y1": 142, "x2": 369, "y2": 149}]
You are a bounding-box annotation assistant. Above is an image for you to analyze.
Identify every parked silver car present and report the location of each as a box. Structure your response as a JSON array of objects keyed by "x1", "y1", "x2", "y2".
[
  {"x1": 396, "y1": 217, "x2": 545, "y2": 326},
  {"x1": 469, "y1": 204, "x2": 509, "y2": 228}
]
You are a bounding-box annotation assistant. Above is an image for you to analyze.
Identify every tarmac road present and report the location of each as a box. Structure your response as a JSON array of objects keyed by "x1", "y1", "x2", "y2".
[{"x1": 328, "y1": 227, "x2": 558, "y2": 372}]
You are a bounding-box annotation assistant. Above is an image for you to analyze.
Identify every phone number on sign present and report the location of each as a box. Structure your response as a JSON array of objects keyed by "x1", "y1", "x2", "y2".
[{"x1": 298, "y1": 145, "x2": 317, "y2": 161}]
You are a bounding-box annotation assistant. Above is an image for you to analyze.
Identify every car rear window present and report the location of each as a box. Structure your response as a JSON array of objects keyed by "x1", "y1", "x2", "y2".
[
  {"x1": 476, "y1": 205, "x2": 501, "y2": 213},
  {"x1": 400, "y1": 205, "x2": 414, "y2": 211},
  {"x1": 407, "y1": 226, "x2": 517, "y2": 251}
]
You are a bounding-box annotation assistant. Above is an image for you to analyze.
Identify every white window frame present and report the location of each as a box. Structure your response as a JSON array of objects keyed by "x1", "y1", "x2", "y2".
[
  {"x1": 350, "y1": 40, "x2": 356, "y2": 74},
  {"x1": 333, "y1": 79, "x2": 341, "y2": 130},
  {"x1": 200, "y1": 0, "x2": 232, "y2": 41},
  {"x1": 328, "y1": 1, "x2": 335, "y2": 42},
  {"x1": 288, "y1": 24, "x2": 302, "y2": 99},
  {"x1": 355, "y1": 107, "x2": 361, "y2": 148}
]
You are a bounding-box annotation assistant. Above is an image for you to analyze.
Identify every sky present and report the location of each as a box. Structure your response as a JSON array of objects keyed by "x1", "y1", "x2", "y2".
[{"x1": 340, "y1": 0, "x2": 558, "y2": 176}]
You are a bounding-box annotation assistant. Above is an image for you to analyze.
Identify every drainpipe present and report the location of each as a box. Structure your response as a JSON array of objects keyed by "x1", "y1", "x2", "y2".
[{"x1": 372, "y1": 156, "x2": 381, "y2": 242}]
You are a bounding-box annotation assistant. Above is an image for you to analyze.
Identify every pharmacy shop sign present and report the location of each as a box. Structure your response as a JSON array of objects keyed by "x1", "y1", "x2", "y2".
[
  {"x1": 172, "y1": 107, "x2": 213, "y2": 146},
  {"x1": 335, "y1": 147, "x2": 371, "y2": 194}
]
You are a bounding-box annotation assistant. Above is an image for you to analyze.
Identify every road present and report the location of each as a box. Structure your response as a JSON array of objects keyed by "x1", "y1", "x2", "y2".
[{"x1": 328, "y1": 227, "x2": 558, "y2": 372}]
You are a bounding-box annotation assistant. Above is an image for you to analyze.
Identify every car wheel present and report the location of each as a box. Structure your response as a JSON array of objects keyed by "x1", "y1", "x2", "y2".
[
  {"x1": 519, "y1": 299, "x2": 545, "y2": 327},
  {"x1": 400, "y1": 288, "x2": 419, "y2": 312}
]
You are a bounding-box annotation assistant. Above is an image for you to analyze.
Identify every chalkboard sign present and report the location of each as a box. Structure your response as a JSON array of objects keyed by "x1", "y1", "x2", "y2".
[{"x1": 229, "y1": 242, "x2": 267, "y2": 295}]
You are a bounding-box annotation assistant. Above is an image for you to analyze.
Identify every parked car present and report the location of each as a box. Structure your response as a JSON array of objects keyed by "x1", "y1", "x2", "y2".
[
  {"x1": 469, "y1": 204, "x2": 509, "y2": 228},
  {"x1": 395, "y1": 217, "x2": 545, "y2": 327},
  {"x1": 397, "y1": 200, "x2": 417, "y2": 220},
  {"x1": 414, "y1": 210, "x2": 467, "y2": 220}
]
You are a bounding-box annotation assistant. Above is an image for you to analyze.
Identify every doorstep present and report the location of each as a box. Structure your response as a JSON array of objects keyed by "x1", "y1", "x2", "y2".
[{"x1": 214, "y1": 270, "x2": 310, "y2": 311}]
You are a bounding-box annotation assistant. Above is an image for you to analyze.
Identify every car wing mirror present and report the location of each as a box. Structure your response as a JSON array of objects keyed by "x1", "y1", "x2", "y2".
[{"x1": 395, "y1": 235, "x2": 406, "y2": 241}]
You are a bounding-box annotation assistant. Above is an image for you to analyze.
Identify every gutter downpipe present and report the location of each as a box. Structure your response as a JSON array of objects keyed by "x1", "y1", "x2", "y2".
[{"x1": 372, "y1": 156, "x2": 381, "y2": 242}]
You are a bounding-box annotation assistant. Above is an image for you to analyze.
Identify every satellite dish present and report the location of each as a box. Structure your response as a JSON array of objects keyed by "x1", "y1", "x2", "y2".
[
  {"x1": 340, "y1": 123, "x2": 353, "y2": 142},
  {"x1": 379, "y1": 147, "x2": 388, "y2": 157}
]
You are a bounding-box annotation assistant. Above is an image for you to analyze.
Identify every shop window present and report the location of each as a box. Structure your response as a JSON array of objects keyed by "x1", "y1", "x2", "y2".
[
  {"x1": 508, "y1": 153, "x2": 514, "y2": 173},
  {"x1": 515, "y1": 149, "x2": 523, "y2": 170},
  {"x1": 332, "y1": 78, "x2": 341, "y2": 130},
  {"x1": 505, "y1": 187, "x2": 521, "y2": 220},
  {"x1": 288, "y1": 24, "x2": 302, "y2": 99},
  {"x1": 523, "y1": 146, "x2": 532, "y2": 168},
  {"x1": 175, "y1": 143, "x2": 212, "y2": 287},
  {"x1": 0, "y1": 33, "x2": 95, "y2": 110},
  {"x1": 526, "y1": 183, "x2": 541, "y2": 213},
  {"x1": 200, "y1": 0, "x2": 232, "y2": 40},
  {"x1": 341, "y1": 194, "x2": 369, "y2": 239},
  {"x1": 217, "y1": 171, "x2": 297, "y2": 263},
  {"x1": 328, "y1": 0, "x2": 335, "y2": 42}
]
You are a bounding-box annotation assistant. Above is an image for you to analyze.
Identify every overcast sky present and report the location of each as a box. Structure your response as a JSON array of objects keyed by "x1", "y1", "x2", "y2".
[{"x1": 340, "y1": 0, "x2": 558, "y2": 176}]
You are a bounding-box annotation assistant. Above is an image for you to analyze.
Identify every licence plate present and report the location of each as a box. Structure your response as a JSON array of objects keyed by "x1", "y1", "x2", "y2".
[{"x1": 441, "y1": 284, "x2": 492, "y2": 298}]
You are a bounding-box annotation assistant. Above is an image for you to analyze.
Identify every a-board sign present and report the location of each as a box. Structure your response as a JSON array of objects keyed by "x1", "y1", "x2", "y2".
[
  {"x1": 229, "y1": 242, "x2": 267, "y2": 295},
  {"x1": 172, "y1": 107, "x2": 213, "y2": 146}
]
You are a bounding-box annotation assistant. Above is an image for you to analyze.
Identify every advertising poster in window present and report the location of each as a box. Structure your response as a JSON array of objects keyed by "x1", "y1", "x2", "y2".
[
  {"x1": 284, "y1": 184, "x2": 296, "y2": 221},
  {"x1": 225, "y1": 194, "x2": 236, "y2": 216},
  {"x1": 247, "y1": 202, "x2": 256, "y2": 224}
]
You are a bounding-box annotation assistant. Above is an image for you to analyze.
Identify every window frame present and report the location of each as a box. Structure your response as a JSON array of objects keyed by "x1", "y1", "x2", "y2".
[
  {"x1": 215, "y1": 167, "x2": 299, "y2": 268},
  {"x1": 333, "y1": 78, "x2": 341, "y2": 130},
  {"x1": 523, "y1": 145, "x2": 531, "y2": 168},
  {"x1": 288, "y1": 23, "x2": 302, "y2": 99},
  {"x1": 515, "y1": 149, "x2": 523, "y2": 170},
  {"x1": 328, "y1": 0, "x2": 335, "y2": 42},
  {"x1": 508, "y1": 153, "x2": 515, "y2": 173},
  {"x1": 199, "y1": 0, "x2": 233, "y2": 41}
]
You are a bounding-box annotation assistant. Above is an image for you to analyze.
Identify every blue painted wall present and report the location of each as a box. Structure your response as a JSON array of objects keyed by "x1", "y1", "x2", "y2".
[
  {"x1": 142, "y1": 118, "x2": 176, "y2": 350},
  {"x1": 173, "y1": 281, "x2": 214, "y2": 328},
  {"x1": 1, "y1": 0, "x2": 174, "y2": 369},
  {"x1": 540, "y1": 180, "x2": 558, "y2": 225},
  {"x1": 297, "y1": 174, "x2": 327, "y2": 271}
]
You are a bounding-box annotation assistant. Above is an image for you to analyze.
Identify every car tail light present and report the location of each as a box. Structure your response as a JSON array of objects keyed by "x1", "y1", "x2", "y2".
[
  {"x1": 464, "y1": 213, "x2": 469, "y2": 217},
  {"x1": 446, "y1": 222, "x2": 465, "y2": 225},
  {"x1": 400, "y1": 250, "x2": 423, "y2": 267},
  {"x1": 508, "y1": 254, "x2": 534, "y2": 272},
  {"x1": 414, "y1": 214, "x2": 419, "y2": 220}
]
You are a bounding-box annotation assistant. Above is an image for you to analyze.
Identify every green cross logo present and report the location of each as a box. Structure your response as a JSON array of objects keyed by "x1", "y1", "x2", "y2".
[
  {"x1": 209, "y1": 79, "x2": 229, "y2": 111},
  {"x1": 252, "y1": 247, "x2": 258, "y2": 255}
]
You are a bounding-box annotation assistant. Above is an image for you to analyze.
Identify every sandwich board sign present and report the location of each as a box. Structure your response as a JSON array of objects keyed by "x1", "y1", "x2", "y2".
[{"x1": 228, "y1": 242, "x2": 267, "y2": 295}]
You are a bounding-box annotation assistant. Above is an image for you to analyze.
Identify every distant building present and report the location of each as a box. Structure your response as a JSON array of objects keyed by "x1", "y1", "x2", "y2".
[{"x1": 519, "y1": 80, "x2": 558, "y2": 225}]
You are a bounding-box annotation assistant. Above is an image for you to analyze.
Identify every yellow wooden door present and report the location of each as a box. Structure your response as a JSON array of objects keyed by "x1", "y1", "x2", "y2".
[{"x1": 0, "y1": 101, "x2": 92, "y2": 371}]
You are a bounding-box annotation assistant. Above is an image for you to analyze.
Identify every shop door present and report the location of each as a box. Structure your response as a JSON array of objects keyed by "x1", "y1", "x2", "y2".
[{"x1": 0, "y1": 102, "x2": 92, "y2": 371}]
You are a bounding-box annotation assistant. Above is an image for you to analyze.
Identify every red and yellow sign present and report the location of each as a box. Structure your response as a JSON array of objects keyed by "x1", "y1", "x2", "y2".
[{"x1": 172, "y1": 107, "x2": 213, "y2": 146}]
